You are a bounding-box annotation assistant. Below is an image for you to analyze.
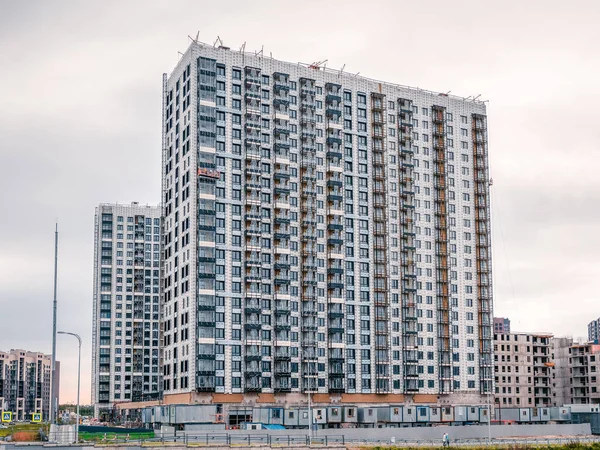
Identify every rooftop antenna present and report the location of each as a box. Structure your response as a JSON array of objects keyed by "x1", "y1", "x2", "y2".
[
  {"x1": 213, "y1": 36, "x2": 223, "y2": 48},
  {"x1": 465, "y1": 95, "x2": 473, "y2": 100},
  {"x1": 340, "y1": 64, "x2": 346, "y2": 75},
  {"x1": 240, "y1": 41, "x2": 246, "y2": 52},
  {"x1": 473, "y1": 94, "x2": 481, "y2": 101},
  {"x1": 445, "y1": 90, "x2": 451, "y2": 95},
  {"x1": 354, "y1": 72, "x2": 360, "y2": 77},
  {"x1": 256, "y1": 45, "x2": 264, "y2": 58}
]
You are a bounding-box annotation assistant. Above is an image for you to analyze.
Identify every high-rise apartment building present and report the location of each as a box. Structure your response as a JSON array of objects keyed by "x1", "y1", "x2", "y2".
[
  {"x1": 91, "y1": 203, "x2": 162, "y2": 417},
  {"x1": 588, "y1": 319, "x2": 600, "y2": 343},
  {"x1": 161, "y1": 41, "x2": 492, "y2": 404},
  {"x1": 493, "y1": 332, "x2": 554, "y2": 408},
  {"x1": 0, "y1": 349, "x2": 57, "y2": 421}
]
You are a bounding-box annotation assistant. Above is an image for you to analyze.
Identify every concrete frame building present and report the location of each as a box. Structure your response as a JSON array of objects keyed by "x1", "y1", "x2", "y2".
[
  {"x1": 160, "y1": 40, "x2": 492, "y2": 405},
  {"x1": 569, "y1": 342, "x2": 600, "y2": 404},
  {"x1": 91, "y1": 203, "x2": 162, "y2": 417},
  {"x1": 0, "y1": 349, "x2": 57, "y2": 421},
  {"x1": 493, "y1": 332, "x2": 555, "y2": 408},
  {"x1": 553, "y1": 337, "x2": 574, "y2": 407}
]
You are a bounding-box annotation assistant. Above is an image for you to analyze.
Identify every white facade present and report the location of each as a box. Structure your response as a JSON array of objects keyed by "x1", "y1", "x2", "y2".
[
  {"x1": 91, "y1": 203, "x2": 162, "y2": 417},
  {"x1": 161, "y1": 41, "x2": 492, "y2": 403}
]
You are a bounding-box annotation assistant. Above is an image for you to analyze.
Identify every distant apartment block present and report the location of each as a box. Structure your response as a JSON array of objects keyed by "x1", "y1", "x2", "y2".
[
  {"x1": 91, "y1": 203, "x2": 162, "y2": 418},
  {"x1": 0, "y1": 349, "x2": 58, "y2": 421},
  {"x1": 493, "y1": 332, "x2": 554, "y2": 407},
  {"x1": 588, "y1": 319, "x2": 600, "y2": 343},
  {"x1": 494, "y1": 317, "x2": 510, "y2": 334}
]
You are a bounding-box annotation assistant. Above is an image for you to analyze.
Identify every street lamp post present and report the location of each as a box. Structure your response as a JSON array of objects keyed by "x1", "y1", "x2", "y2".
[{"x1": 58, "y1": 331, "x2": 81, "y2": 443}]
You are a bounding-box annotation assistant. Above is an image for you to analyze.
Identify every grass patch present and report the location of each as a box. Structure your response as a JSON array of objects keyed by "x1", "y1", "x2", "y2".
[
  {"x1": 79, "y1": 431, "x2": 155, "y2": 441},
  {"x1": 0, "y1": 423, "x2": 48, "y2": 440}
]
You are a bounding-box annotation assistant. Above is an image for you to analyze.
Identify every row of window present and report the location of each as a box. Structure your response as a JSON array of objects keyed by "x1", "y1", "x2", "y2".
[
  {"x1": 102, "y1": 234, "x2": 160, "y2": 242},
  {"x1": 102, "y1": 215, "x2": 160, "y2": 226},
  {"x1": 165, "y1": 343, "x2": 478, "y2": 364},
  {"x1": 212, "y1": 67, "x2": 473, "y2": 127}
]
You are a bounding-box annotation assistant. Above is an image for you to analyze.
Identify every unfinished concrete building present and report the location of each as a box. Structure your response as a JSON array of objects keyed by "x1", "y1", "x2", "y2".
[
  {"x1": 569, "y1": 342, "x2": 600, "y2": 404},
  {"x1": 494, "y1": 332, "x2": 554, "y2": 408}
]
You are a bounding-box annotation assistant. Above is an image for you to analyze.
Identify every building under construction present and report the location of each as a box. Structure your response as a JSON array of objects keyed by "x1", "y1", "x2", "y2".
[{"x1": 157, "y1": 38, "x2": 493, "y2": 408}]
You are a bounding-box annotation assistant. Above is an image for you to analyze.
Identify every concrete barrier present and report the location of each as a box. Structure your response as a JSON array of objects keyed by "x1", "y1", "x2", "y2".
[{"x1": 49, "y1": 424, "x2": 76, "y2": 444}]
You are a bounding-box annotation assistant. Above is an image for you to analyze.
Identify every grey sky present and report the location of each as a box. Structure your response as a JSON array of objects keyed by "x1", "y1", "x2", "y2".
[{"x1": 1, "y1": 0, "x2": 599, "y2": 404}]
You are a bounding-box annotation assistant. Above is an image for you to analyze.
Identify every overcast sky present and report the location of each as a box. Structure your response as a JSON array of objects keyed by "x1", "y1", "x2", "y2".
[{"x1": 1, "y1": 0, "x2": 599, "y2": 404}]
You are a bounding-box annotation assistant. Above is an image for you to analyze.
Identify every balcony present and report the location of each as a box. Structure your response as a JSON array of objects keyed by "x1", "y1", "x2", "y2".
[
  {"x1": 245, "y1": 321, "x2": 262, "y2": 330},
  {"x1": 326, "y1": 136, "x2": 342, "y2": 146},
  {"x1": 245, "y1": 381, "x2": 261, "y2": 392},
  {"x1": 326, "y1": 108, "x2": 342, "y2": 119},
  {"x1": 275, "y1": 348, "x2": 291, "y2": 361},
  {"x1": 327, "y1": 150, "x2": 343, "y2": 160},
  {"x1": 244, "y1": 299, "x2": 261, "y2": 314},
  {"x1": 275, "y1": 300, "x2": 290, "y2": 314}
]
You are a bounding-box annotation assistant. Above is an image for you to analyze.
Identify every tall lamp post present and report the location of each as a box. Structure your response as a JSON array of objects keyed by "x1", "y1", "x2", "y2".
[{"x1": 58, "y1": 332, "x2": 81, "y2": 443}]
